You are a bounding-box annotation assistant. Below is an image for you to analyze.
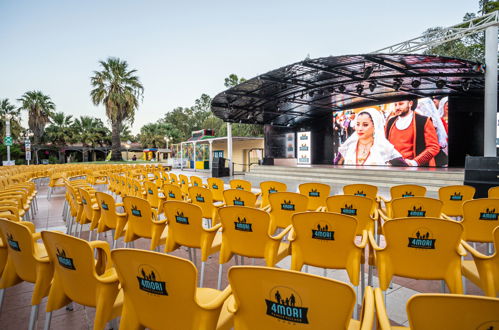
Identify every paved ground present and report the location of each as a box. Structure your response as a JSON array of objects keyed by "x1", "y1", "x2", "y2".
[{"x1": 0, "y1": 169, "x2": 487, "y2": 329}]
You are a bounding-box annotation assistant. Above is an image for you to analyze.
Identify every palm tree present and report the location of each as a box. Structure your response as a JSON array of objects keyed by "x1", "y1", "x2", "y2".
[
  {"x1": 72, "y1": 116, "x2": 111, "y2": 161},
  {"x1": 0, "y1": 98, "x2": 23, "y2": 140},
  {"x1": 45, "y1": 112, "x2": 74, "y2": 163},
  {"x1": 90, "y1": 57, "x2": 143, "y2": 161},
  {"x1": 17, "y1": 91, "x2": 55, "y2": 145}
]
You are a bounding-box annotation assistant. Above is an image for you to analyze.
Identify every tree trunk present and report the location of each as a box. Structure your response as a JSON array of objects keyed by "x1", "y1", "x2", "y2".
[{"x1": 111, "y1": 120, "x2": 122, "y2": 161}]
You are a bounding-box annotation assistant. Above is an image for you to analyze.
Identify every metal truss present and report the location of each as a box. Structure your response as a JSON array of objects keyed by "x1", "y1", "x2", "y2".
[{"x1": 373, "y1": 11, "x2": 499, "y2": 54}]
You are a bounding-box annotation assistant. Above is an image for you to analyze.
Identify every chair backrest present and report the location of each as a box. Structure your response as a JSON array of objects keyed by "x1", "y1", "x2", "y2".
[
  {"x1": 326, "y1": 195, "x2": 376, "y2": 234},
  {"x1": 390, "y1": 184, "x2": 426, "y2": 199},
  {"x1": 298, "y1": 183, "x2": 330, "y2": 211},
  {"x1": 41, "y1": 231, "x2": 107, "y2": 306},
  {"x1": 260, "y1": 181, "x2": 287, "y2": 208},
  {"x1": 343, "y1": 184, "x2": 378, "y2": 200},
  {"x1": 162, "y1": 184, "x2": 183, "y2": 201},
  {"x1": 190, "y1": 175, "x2": 203, "y2": 187},
  {"x1": 0, "y1": 219, "x2": 39, "y2": 283},
  {"x1": 230, "y1": 179, "x2": 253, "y2": 192},
  {"x1": 268, "y1": 192, "x2": 309, "y2": 230},
  {"x1": 438, "y1": 185, "x2": 476, "y2": 217},
  {"x1": 223, "y1": 189, "x2": 257, "y2": 208},
  {"x1": 390, "y1": 197, "x2": 443, "y2": 219},
  {"x1": 228, "y1": 266, "x2": 357, "y2": 329},
  {"x1": 462, "y1": 198, "x2": 499, "y2": 242},
  {"x1": 78, "y1": 187, "x2": 97, "y2": 224},
  {"x1": 207, "y1": 177, "x2": 225, "y2": 202},
  {"x1": 488, "y1": 186, "x2": 499, "y2": 198},
  {"x1": 407, "y1": 294, "x2": 499, "y2": 330},
  {"x1": 179, "y1": 174, "x2": 189, "y2": 188},
  {"x1": 143, "y1": 181, "x2": 161, "y2": 207},
  {"x1": 291, "y1": 212, "x2": 361, "y2": 285},
  {"x1": 169, "y1": 172, "x2": 179, "y2": 185},
  {"x1": 95, "y1": 192, "x2": 119, "y2": 229},
  {"x1": 188, "y1": 186, "x2": 215, "y2": 219},
  {"x1": 380, "y1": 218, "x2": 463, "y2": 287},
  {"x1": 123, "y1": 196, "x2": 154, "y2": 239},
  {"x1": 219, "y1": 206, "x2": 273, "y2": 260},
  {"x1": 163, "y1": 201, "x2": 204, "y2": 248}
]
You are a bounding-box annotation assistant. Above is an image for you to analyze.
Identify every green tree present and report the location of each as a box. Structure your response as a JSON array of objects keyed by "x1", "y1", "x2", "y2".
[
  {"x1": 138, "y1": 122, "x2": 181, "y2": 148},
  {"x1": 120, "y1": 124, "x2": 135, "y2": 143},
  {"x1": 224, "y1": 74, "x2": 247, "y2": 88},
  {"x1": 90, "y1": 57, "x2": 144, "y2": 161},
  {"x1": 17, "y1": 91, "x2": 55, "y2": 145},
  {"x1": 72, "y1": 116, "x2": 111, "y2": 161},
  {"x1": 45, "y1": 112, "x2": 74, "y2": 145},
  {"x1": 0, "y1": 98, "x2": 23, "y2": 140}
]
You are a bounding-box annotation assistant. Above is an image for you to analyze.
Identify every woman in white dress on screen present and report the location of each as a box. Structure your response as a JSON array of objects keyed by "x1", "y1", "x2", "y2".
[{"x1": 334, "y1": 108, "x2": 406, "y2": 166}]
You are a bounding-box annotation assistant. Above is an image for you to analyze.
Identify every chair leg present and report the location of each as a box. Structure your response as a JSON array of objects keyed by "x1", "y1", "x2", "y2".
[
  {"x1": 235, "y1": 255, "x2": 239, "y2": 265},
  {"x1": 368, "y1": 265, "x2": 374, "y2": 286},
  {"x1": 28, "y1": 304, "x2": 39, "y2": 330},
  {"x1": 88, "y1": 230, "x2": 93, "y2": 242},
  {"x1": 360, "y1": 266, "x2": 365, "y2": 310},
  {"x1": 199, "y1": 261, "x2": 206, "y2": 287},
  {"x1": 112, "y1": 239, "x2": 117, "y2": 249},
  {"x1": 252, "y1": 258, "x2": 256, "y2": 265},
  {"x1": 43, "y1": 311, "x2": 52, "y2": 330},
  {"x1": 217, "y1": 264, "x2": 223, "y2": 290},
  {"x1": 241, "y1": 257, "x2": 245, "y2": 265},
  {"x1": 193, "y1": 249, "x2": 197, "y2": 267},
  {"x1": 304, "y1": 265, "x2": 309, "y2": 273},
  {"x1": 66, "y1": 302, "x2": 74, "y2": 311},
  {"x1": 441, "y1": 280, "x2": 446, "y2": 293},
  {"x1": 463, "y1": 276, "x2": 467, "y2": 294},
  {"x1": 108, "y1": 318, "x2": 118, "y2": 330},
  {"x1": 354, "y1": 285, "x2": 359, "y2": 319},
  {"x1": 0, "y1": 288, "x2": 5, "y2": 313},
  {"x1": 488, "y1": 243, "x2": 493, "y2": 255},
  {"x1": 323, "y1": 268, "x2": 327, "y2": 277}
]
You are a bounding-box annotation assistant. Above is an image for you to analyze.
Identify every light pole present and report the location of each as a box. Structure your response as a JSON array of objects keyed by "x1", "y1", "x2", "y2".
[
  {"x1": 23, "y1": 129, "x2": 34, "y2": 165},
  {"x1": 125, "y1": 140, "x2": 131, "y2": 161},
  {"x1": 164, "y1": 136, "x2": 170, "y2": 162},
  {"x1": 5, "y1": 114, "x2": 12, "y2": 164}
]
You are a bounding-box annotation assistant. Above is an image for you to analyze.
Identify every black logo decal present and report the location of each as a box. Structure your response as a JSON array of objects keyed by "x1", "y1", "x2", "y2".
[
  {"x1": 268, "y1": 187, "x2": 277, "y2": 194},
  {"x1": 236, "y1": 185, "x2": 244, "y2": 190},
  {"x1": 311, "y1": 223, "x2": 334, "y2": 240},
  {"x1": 212, "y1": 184, "x2": 218, "y2": 189},
  {"x1": 479, "y1": 208, "x2": 498, "y2": 221},
  {"x1": 175, "y1": 211, "x2": 189, "y2": 224},
  {"x1": 281, "y1": 200, "x2": 295, "y2": 211},
  {"x1": 308, "y1": 189, "x2": 320, "y2": 197},
  {"x1": 195, "y1": 194, "x2": 205, "y2": 203},
  {"x1": 137, "y1": 267, "x2": 168, "y2": 296},
  {"x1": 408, "y1": 229, "x2": 436, "y2": 249},
  {"x1": 354, "y1": 191, "x2": 366, "y2": 197},
  {"x1": 341, "y1": 204, "x2": 357, "y2": 216},
  {"x1": 234, "y1": 217, "x2": 253, "y2": 232},
  {"x1": 6, "y1": 233, "x2": 20, "y2": 251},
  {"x1": 265, "y1": 287, "x2": 308, "y2": 324},
  {"x1": 402, "y1": 192, "x2": 414, "y2": 198},
  {"x1": 148, "y1": 188, "x2": 153, "y2": 195},
  {"x1": 56, "y1": 248, "x2": 76, "y2": 270},
  {"x1": 450, "y1": 192, "x2": 463, "y2": 201},
  {"x1": 168, "y1": 191, "x2": 175, "y2": 198},
  {"x1": 101, "y1": 201, "x2": 109, "y2": 210},
  {"x1": 82, "y1": 197, "x2": 87, "y2": 205},
  {"x1": 233, "y1": 197, "x2": 244, "y2": 206},
  {"x1": 193, "y1": 182, "x2": 198, "y2": 187},
  {"x1": 408, "y1": 206, "x2": 426, "y2": 217},
  {"x1": 131, "y1": 205, "x2": 142, "y2": 217}
]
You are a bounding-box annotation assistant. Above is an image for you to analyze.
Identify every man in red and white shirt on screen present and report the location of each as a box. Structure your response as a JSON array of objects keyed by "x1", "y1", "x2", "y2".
[{"x1": 385, "y1": 99, "x2": 440, "y2": 166}]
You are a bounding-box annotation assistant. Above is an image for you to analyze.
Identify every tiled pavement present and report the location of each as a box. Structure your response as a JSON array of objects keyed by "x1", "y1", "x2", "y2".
[{"x1": 0, "y1": 169, "x2": 489, "y2": 329}]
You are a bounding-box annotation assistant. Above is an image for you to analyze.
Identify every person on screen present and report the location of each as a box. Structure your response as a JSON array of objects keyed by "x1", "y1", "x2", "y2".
[
  {"x1": 438, "y1": 96, "x2": 449, "y2": 134},
  {"x1": 385, "y1": 99, "x2": 440, "y2": 166},
  {"x1": 334, "y1": 108, "x2": 404, "y2": 165}
]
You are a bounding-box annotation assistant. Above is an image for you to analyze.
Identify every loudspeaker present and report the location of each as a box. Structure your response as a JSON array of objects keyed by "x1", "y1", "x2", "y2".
[{"x1": 464, "y1": 156, "x2": 499, "y2": 198}]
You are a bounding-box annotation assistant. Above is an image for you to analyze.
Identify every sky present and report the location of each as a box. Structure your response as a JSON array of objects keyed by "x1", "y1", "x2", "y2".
[{"x1": 0, "y1": 0, "x2": 479, "y2": 134}]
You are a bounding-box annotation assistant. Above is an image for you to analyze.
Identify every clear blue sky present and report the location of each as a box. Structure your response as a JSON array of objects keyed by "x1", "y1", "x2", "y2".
[{"x1": 0, "y1": 0, "x2": 479, "y2": 134}]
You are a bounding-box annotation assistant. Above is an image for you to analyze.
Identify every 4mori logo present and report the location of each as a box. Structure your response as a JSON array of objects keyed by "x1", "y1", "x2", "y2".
[
  {"x1": 137, "y1": 265, "x2": 168, "y2": 296},
  {"x1": 6, "y1": 233, "x2": 20, "y2": 251},
  {"x1": 233, "y1": 197, "x2": 244, "y2": 206},
  {"x1": 100, "y1": 201, "x2": 109, "y2": 210},
  {"x1": 56, "y1": 247, "x2": 76, "y2": 270},
  {"x1": 281, "y1": 200, "x2": 295, "y2": 211},
  {"x1": 308, "y1": 189, "x2": 320, "y2": 197},
  {"x1": 354, "y1": 190, "x2": 366, "y2": 197},
  {"x1": 234, "y1": 216, "x2": 252, "y2": 232},
  {"x1": 265, "y1": 286, "x2": 308, "y2": 324},
  {"x1": 408, "y1": 228, "x2": 436, "y2": 249},
  {"x1": 195, "y1": 194, "x2": 205, "y2": 203},
  {"x1": 131, "y1": 205, "x2": 142, "y2": 217},
  {"x1": 175, "y1": 211, "x2": 189, "y2": 224},
  {"x1": 450, "y1": 192, "x2": 463, "y2": 201},
  {"x1": 479, "y1": 208, "x2": 499, "y2": 221},
  {"x1": 402, "y1": 192, "x2": 414, "y2": 198},
  {"x1": 341, "y1": 204, "x2": 357, "y2": 216},
  {"x1": 236, "y1": 185, "x2": 244, "y2": 190},
  {"x1": 268, "y1": 187, "x2": 277, "y2": 194},
  {"x1": 168, "y1": 191, "x2": 176, "y2": 198},
  {"x1": 408, "y1": 206, "x2": 426, "y2": 217},
  {"x1": 311, "y1": 222, "x2": 334, "y2": 241}
]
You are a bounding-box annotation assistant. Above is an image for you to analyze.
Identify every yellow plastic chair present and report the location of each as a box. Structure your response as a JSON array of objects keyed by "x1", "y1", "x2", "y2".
[
  {"x1": 289, "y1": 212, "x2": 367, "y2": 296},
  {"x1": 488, "y1": 186, "x2": 499, "y2": 198},
  {"x1": 268, "y1": 192, "x2": 308, "y2": 233},
  {"x1": 143, "y1": 180, "x2": 165, "y2": 219},
  {"x1": 230, "y1": 179, "x2": 253, "y2": 192},
  {"x1": 0, "y1": 220, "x2": 53, "y2": 330},
  {"x1": 380, "y1": 184, "x2": 427, "y2": 218},
  {"x1": 190, "y1": 175, "x2": 204, "y2": 188},
  {"x1": 94, "y1": 192, "x2": 126, "y2": 249},
  {"x1": 259, "y1": 181, "x2": 287, "y2": 209},
  {"x1": 41, "y1": 231, "x2": 122, "y2": 330},
  {"x1": 217, "y1": 206, "x2": 291, "y2": 289},
  {"x1": 111, "y1": 249, "x2": 232, "y2": 330},
  {"x1": 374, "y1": 288, "x2": 499, "y2": 330},
  {"x1": 179, "y1": 174, "x2": 191, "y2": 197},
  {"x1": 162, "y1": 183, "x2": 184, "y2": 202},
  {"x1": 223, "y1": 189, "x2": 257, "y2": 208},
  {"x1": 163, "y1": 201, "x2": 221, "y2": 287},
  {"x1": 326, "y1": 195, "x2": 377, "y2": 236},
  {"x1": 227, "y1": 266, "x2": 374, "y2": 330},
  {"x1": 438, "y1": 185, "x2": 476, "y2": 217},
  {"x1": 77, "y1": 187, "x2": 100, "y2": 241},
  {"x1": 368, "y1": 217, "x2": 465, "y2": 293},
  {"x1": 207, "y1": 177, "x2": 225, "y2": 202},
  {"x1": 122, "y1": 196, "x2": 167, "y2": 250},
  {"x1": 378, "y1": 197, "x2": 443, "y2": 223},
  {"x1": 343, "y1": 184, "x2": 378, "y2": 200},
  {"x1": 189, "y1": 186, "x2": 223, "y2": 225},
  {"x1": 169, "y1": 172, "x2": 179, "y2": 186},
  {"x1": 461, "y1": 198, "x2": 499, "y2": 245},
  {"x1": 298, "y1": 182, "x2": 330, "y2": 211},
  {"x1": 461, "y1": 226, "x2": 499, "y2": 297}
]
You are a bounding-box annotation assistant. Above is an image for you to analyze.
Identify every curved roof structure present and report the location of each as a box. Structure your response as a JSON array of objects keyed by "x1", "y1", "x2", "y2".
[{"x1": 211, "y1": 53, "x2": 490, "y2": 127}]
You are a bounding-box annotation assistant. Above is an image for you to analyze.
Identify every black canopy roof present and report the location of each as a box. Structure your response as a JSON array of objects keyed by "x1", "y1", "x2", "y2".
[{"x1": 211, "y1": 53, "x2": 490, "y2": 127}]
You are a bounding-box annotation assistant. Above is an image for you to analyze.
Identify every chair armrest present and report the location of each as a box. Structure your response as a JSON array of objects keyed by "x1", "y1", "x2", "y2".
[
  {"x1": 370, "y1": 207, "x2": 378, "y2": 220},
  {"x1": 204, "y1": 223, "x2": 222, "y2": 232},
  {"x1": 368, "y1": 231, "x2": 383, "y2": 251},
  {"x1": 373, "y1": 288, "x2": 391, "y2": 330},
  {"x1": 359, "y1": 286, "x2": 375, "y2": 330},
  {"x1": 198, "y1": 285, "x2": 232, "y2": 310},
  {"x1": 461, "y1": 240, "x2": 490, "y2": 260},
  {"x1": 440, "y1": 213, "x2": 454, "y2": 221},
  {"x1": 457, "y1": 243, "x2": 467, "y2": 257},
  {"x1": 261, "y1": 205, "x2": 271, "y2": 212},
  {"x1": 227, "y1": 295, "x2": 238, "y2": 313},
  {"x1": 377, "y1": 208, "x2": 390, "y2": 222},
  {"x1": 152, "y1": 218, "x2": 168, "y2": 225},
  {"x1": 356, "y1": 230, "x2": 368, "y2": 249},
  {"x1": 32, "y1": 232, "x2": 42, "y2": 241},
  {"x1": 116, "y1": 212, "x2": 127, "y2": 217},
  {"x1": 97, "y1": 267, "x2": 119, "y2": 284},
  {"x1": 378, "y1": 196, "x2": 390, "y2": 203},
  {"x1": 271, "y1": 225, "x2": 292, "y2": 240},
  {"x1": 20, "y1": 221, "x2": 36, "y2": 233}
]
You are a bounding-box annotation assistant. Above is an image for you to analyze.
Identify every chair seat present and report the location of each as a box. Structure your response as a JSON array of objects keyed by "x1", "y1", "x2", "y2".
[
  {"x1": 461, "y1": 259, "x2": 481, "y2": 287},
  {"x1": 196, "y1": 287, "x2": 222, "y2": 304}
]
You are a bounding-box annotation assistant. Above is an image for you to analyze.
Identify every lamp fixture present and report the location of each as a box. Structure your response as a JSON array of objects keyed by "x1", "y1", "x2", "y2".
[
  {"x1": 462, "y1": 79, "x2": 471, "y2": 91},
  {"x1": 338, "y1": 85, "x2": 346, "y2": 93},
  {"x1": 356, "y1": 84, "x2": 364, "y2": 95},
  {"x1": 368, "y1": 80, "x2": 377, "y2": 92},
  {"x1": 411, "y1": 79, "x2": 421, "y2": 88},
  {"x1": 393, "y1": 78, "x2": 403, "y2": 91},
  {"x1": 436, "y1": 79, "x2": 446, "y2": 89},
  {"x1": 363, "y1": 66, "x2": 374, "y2": 80}
]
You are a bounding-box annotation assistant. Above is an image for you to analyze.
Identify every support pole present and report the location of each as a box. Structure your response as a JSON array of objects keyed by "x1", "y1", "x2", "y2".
[
  {"x1": 208, "y1": 140, "x2": 213, "y2": 171},
  {"x1": 193, "y1": 142, "x2": 197, "y2": 172},
  {"x1": 180, "y1": 143, "x2": 184, "y2": 170},
  {"x1": 484, "y1": 25, "x2": 498, "y2": 156},
  {"x1": 227, "y1": 123, "x2": 233, "y2": 176}
]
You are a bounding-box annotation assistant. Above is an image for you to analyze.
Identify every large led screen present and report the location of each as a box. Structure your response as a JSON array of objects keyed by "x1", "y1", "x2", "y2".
[{"x1": 332, "y1": 97, "x2": 448, "y2": 167}]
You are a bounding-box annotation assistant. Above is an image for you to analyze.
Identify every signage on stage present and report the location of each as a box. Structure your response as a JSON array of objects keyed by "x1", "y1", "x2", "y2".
[
  {"x1": 285, "y1": 133, "x2": 295, "y2": 158},
  {"x1": 297, "y1": 132, "x2": 311, "y2": 165}
]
